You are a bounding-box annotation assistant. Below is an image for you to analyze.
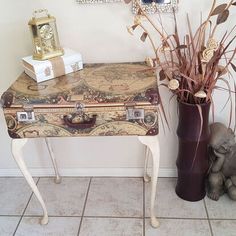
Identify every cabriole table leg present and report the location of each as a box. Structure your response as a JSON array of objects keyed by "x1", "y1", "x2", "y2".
[
  {"x1": 45, "y1": 138, "x2": 61, "y2": 184},
  {"x1": 138, "y1": 136, "x2": 160, "y2": 228},
  {"x1": 11, "y1": 139, "x2": 49, "y2": 225},
  {"x1": 144, "y1": 147, "x2": 151, "y2": 182}
]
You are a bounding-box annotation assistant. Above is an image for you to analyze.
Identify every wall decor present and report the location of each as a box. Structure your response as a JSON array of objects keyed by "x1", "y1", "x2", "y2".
[
  {"x1": 132, "y1": 0, "x2": 178, "y2": 14},
  {"x1": 76, "y1": 0, "x2": 121, "y2": 4}
]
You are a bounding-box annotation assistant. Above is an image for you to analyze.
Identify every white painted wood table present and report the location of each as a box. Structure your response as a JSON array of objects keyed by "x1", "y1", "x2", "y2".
[
  {"x1": 2, "y1": 63, "x2": 161, "y2": 228},
  {"x1": 11, "y1": 136, "x2": 160, "y2": 228}
]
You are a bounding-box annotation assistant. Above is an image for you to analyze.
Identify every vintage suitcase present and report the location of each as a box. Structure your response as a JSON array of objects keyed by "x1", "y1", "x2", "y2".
[{"x1": 1, "y1": 62, "x2": 159, "y2": 138}]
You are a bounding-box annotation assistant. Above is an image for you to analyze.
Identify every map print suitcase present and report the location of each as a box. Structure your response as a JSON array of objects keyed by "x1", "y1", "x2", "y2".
[{"x1": 1, "y1": 62, "x2": 159, "y2": 138}]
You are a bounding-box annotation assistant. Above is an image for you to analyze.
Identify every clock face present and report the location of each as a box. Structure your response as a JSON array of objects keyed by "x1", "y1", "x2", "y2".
[{"x1": 39, "y1": 24, "x2": 53, "y2": 40}]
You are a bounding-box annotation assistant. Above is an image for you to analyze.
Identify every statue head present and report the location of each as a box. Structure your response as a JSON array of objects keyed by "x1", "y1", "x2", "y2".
[{"x1": 209, "y1": 122, "x2": 235, "y2": 154}]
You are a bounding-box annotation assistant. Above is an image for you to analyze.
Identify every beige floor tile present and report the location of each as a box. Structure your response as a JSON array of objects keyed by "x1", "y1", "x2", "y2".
[
  {"x1": 25, "y1": 177, "x2": 90, "y2": 216},
  {"x1": 84, "y1": 178, "x2": 143, "y2": 217},
  {"x1": 211, "y1": 220, "x2": 236, "y2": 236},
  {"x1": 0, "y1": 178, "x2": 38, "y2": 215},
  {"x1": 145, "y1": 178, "x2": 207, "y2": 218},
  {"x1": 79, "y1": 217, "x2": 143, "y2": 236},
  {"x1": 15, "y1": 217, "x2": 80, "y2": 236},
  {"x1": 145, "y1": 219, "x2": 211, "y2": 236},
  {"x1": 205, "y1": 195, "x2": 236, "y2": 219},
  {"x1": 0, "y1": 216, "x2": 20, "y2": 236}
]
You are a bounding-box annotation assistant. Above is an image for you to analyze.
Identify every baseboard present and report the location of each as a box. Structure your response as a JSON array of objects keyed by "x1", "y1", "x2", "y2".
[{"x1": 0, "y1": 167, "x2": 177, "y2": 178}]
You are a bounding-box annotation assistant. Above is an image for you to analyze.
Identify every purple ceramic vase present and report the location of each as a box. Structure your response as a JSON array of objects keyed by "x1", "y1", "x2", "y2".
[{"x1": 175, "y1": 101, "x2": 210, "y2": 201}]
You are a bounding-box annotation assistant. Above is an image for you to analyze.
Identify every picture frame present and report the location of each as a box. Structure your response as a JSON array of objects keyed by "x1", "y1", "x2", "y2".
[
  {"x1": 132, "y1": 0, "x2": 178, "y2": 14},
  {"x1": 76, "y1": 0, "x2": 121, "y2": 4}
]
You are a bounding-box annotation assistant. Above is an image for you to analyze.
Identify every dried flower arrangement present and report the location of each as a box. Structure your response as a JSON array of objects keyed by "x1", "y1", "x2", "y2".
[
  {"x1": 126, "y1": 0, "x2": 236, "y2": 126},
  {"x1": 125, "y1": 0, "x2": 236, "y2": 201}
]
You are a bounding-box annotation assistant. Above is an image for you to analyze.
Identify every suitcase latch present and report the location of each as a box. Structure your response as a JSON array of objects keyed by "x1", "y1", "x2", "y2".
[
  {"x1": 17, "y1": 105, "x2": 35, "y2": 122},
  {"x1": 125, "y1": 102, "x2": 144, "y2": 120}
]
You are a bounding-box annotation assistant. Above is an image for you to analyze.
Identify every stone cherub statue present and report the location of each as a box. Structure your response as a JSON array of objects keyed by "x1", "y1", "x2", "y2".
[{"x1": 207, "y1": 122, "x2": 236, "y2": 201}]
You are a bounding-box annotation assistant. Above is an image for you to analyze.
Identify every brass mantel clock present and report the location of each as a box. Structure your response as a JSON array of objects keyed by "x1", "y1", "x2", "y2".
[{"x1": 28, "y1": 9, "x2": 64, "y2": 60}]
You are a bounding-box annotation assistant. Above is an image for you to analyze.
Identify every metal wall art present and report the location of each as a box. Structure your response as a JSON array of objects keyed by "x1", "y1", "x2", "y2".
[
  {"x1": 133, "y1": 0, "x2": 178, "y2": 14},
  {"x1": 76, "y1": 0, "x2": 121, "y2": 3}
]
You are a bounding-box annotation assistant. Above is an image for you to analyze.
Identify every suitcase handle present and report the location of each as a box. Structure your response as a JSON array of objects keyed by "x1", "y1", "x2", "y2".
[{"x1": 63, "y1": 114, "x2": 97, "y2": 129}]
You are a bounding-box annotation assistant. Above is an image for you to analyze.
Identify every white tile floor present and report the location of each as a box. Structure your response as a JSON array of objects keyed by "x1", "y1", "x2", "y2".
[{"x1": 0, "y1": 177, "x2": 235, "y2": 236}]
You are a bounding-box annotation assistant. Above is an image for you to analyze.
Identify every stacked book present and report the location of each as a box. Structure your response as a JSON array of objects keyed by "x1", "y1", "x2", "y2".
[{"x1": 22, "y1": 48, "x2": 83, "y2": 83}]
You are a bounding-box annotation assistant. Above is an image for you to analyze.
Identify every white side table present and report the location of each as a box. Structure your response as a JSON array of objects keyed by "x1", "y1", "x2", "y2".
[{"x1": 11, "y1": 135, "x2": 160, "y2": 228}]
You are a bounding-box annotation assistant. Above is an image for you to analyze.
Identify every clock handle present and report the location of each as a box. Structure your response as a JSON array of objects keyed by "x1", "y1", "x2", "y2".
[{"x1": 33, "y1": 9, "x2": 50, "y2": 18}]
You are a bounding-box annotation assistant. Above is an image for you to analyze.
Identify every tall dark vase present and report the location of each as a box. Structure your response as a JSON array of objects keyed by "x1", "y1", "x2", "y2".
[{"x1": 175, "y1": 101, "x2": 210, "y2": 201}]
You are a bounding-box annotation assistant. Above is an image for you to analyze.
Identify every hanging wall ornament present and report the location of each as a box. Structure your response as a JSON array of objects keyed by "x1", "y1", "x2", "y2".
[
  {"x1": 132, "y1": 0, "x2": 178, "y2": 14},
  {"x1": 76, "y1": 0, "x2": 121, "y2": 4}
]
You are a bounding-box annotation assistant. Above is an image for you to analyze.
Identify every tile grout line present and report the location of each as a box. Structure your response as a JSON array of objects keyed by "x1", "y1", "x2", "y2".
[
  {"x1": 143, "y1": 179, "x2": 145, "y2": 236},
  {"x1": 203, "y1": 199, "x2": 214, "y2": 236},
  {"x1": 0, "y1": 177, "x2": 176, "y2": 179},
  {"x1": 0, "y1": 215, "x2": 22, "y2": 217},
  {"x1": 2, "y1": 214, "x2": 227, "y2": 220},
  {"x1": 8, "y1": 214, "x2": 228, "y2": 220},
  {"x1": 0, "y1": 176, "x2": 176, "y2": 178},
  {"x1": 11, "y1": 215, "x2": 143, "y2": 219},
  {"x1": 12, "y1": 177, "x2": 40, "y2": 236},
  {"x1": 30, "y1": 176, "x2": 176, "y2": 179},
  {"x1": 37, "y1": 176, "x2": 150, "y2": 179},
  {"x1": 77, "y1": 177, "x2": 92, "y2": 236},
  {"x1": 144, "y1": 216, "x2": 210, "y2": 220}
]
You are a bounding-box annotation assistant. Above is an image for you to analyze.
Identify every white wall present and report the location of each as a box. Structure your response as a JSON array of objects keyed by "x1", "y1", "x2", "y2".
[{"x1": 0, "y1": 0, "x2": 235, "y2": 176}]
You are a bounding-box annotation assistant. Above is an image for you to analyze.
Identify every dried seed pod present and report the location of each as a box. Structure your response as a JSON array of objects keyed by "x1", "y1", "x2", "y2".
[
  {"x1": 134, "y1": 15, "x2": 142, "y2": 25},
  {"x1": 194, "y1": 90, "x2": 207, "y2": 98},
  {"x1": 126, "y1": 26, "x2": 133, "y2": 35},
  {"x1": 158, "y1": 45, "x2": 171, "y2": 54},
  {"x1": 158, "y1": 39, "x2": 171, "y2": 54},
  {"x1": 168, "y1": 79, "x2": 179, "y2": 90},
  {"x1": 207, "y1": 38, "x2": 218, "y2": 50},
  {"x1": 202, "y1": 48, "x2": 214, "y2": 62},
  {"x1": 217, "y1": 65, "x2": 227, "y2": 75},
  {"x1": 145, "y1": 57, "x2": 154, "y2": 67}
]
